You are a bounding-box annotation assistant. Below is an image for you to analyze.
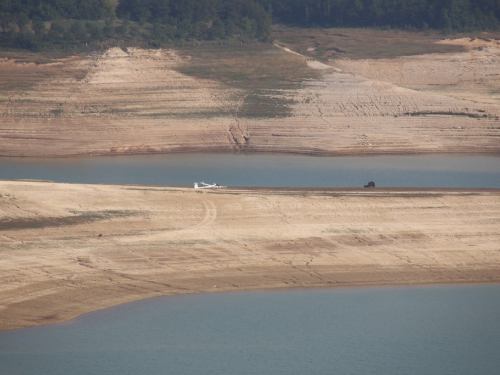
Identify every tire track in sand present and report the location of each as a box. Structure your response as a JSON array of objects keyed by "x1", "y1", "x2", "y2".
[{"x1": 192, "y1": 200, "x2": 217, "y2": 229}]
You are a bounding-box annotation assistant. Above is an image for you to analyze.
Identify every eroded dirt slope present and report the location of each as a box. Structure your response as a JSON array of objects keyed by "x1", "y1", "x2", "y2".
[
  {"x1": 0, "y1": 47, "x2": 241, "y2": 156},
  {"x1": 333, "y1": 38, "x2": 500, "y2": 104},
  {"x1": 1, "y1": 38, "x2": 499, "y2": 157}
]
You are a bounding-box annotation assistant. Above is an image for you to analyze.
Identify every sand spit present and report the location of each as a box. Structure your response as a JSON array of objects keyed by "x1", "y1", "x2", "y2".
[
  {"x1": 1, "y1": 180, "x2": 499, "y2": 331},
  {"x1": 1, "y1": 43, "x2": 499, "y2": 157}
]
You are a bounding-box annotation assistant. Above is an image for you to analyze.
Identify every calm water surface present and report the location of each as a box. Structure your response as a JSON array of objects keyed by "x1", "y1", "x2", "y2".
[
  {"x1": 1, "y1": 153, "x2": 500, "y2": 187},
  {"x1": 1, "y1": 285, "x2": 500, "y2": 375}
]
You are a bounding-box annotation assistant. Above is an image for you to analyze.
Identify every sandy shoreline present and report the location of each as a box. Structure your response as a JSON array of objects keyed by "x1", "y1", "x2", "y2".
[
  {"x1": 1, "y1": 180, "x2": 499, "y2": 331},
  {"x1": 1, "y1": 32, "x2": 499, "y2": 334},
  {"x1": 1, "y1": 40, "x2": 499, "y2": 158}
]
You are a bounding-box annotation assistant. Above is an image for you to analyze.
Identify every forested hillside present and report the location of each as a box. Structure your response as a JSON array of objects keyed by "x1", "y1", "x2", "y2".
[
  {"x1": 1, "y1": 0, "x2": 499, "y2": 51},
  {"x1": 261, "y1": 0, "x2": 500, "y2": 31}
]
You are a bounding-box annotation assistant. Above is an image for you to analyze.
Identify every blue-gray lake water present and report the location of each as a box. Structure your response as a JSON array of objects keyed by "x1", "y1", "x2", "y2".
[
  {"x1": 1, "y1": 285, "x2": 499, "y2": 375},
  {"x1": 1, "y1": 153, "x2": 500, "y2": 187}
]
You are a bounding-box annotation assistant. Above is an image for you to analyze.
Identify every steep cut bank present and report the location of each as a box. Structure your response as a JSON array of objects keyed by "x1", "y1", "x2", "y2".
[
  {"x1": 1, "y1": 181, "x2": 499, "y2": 331},
  {"x1": 1, "y1": 38, "x2": 499, "y2": 157}
]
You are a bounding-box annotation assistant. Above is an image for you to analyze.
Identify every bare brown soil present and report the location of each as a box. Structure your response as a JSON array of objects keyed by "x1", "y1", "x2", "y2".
[
  {"x1": 1, "y1": 181, "x2": 499, "y2": 331},
  {"x1": 273, "y1": 27, "x2": 470, "y2": 60},
  {"x1": 333, "y1": 37, "x2": 500, "y2": 105},
  {"x1": 1, "y1": 29, "x2": 500, "y2": 157}
]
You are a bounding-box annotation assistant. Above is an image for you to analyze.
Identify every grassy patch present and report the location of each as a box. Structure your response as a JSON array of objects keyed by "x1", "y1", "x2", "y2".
[
  {"x1": 272, "y1": 26, "x2": 500, "y2": 60},
  {"x1": 175, "y1": 44, "x2": 321, "y2": 118},
  {"x1": 0, "y1": 50, "x2": 88, "y2": 93},
  {"x1": 239, "y1": 91, "x2": 296, "y2": 118},
  {"x1": 176, "y1": 44, "x2": 319, "y2": 89},
  {"x1": 0, "y1": 210, "x2": 140, "y2": 231},
  {"x1": 0, "y1": 49, "x2": 78, "y2": 64}
]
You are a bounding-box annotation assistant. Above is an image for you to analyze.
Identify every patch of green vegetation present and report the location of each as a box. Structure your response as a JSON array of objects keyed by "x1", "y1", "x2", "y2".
[
  {"x1": 49, "y1": 109, "x2": 64, "y2": 117},
  {"x1": 175, "y1": 44, "x2": 320, "y2": 118},
  {"x1": 239, "y1": 92, "x2": 295, "y2": 118},
  {"x1": 0, "y1": 210, "x2": 141, "y2": 231},
  {"x1": 176, "y1": 44, "x2": 319, "y2": 89},
  {"x1": 272, "y1": 27, "x2": 500, "y2": 61}
]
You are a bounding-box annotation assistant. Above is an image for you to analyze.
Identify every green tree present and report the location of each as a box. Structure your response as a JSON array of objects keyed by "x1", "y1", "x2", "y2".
[
  {"x1": 70, "y1": 21, "x2": 87, "y2": 41},
  {"x1": 15, "y1": 32, "x2": 39, "y2": 51},
  {"x1": 33, "y1": 19, "x2": 47, "y2": 37},
  {"x1": 224, "y1": 19, "x2": 235, "y2": 36},
  {"x1": 15, "y1": 12, "x2": 30, "y2": 33},
  {"x1": 0, "y1": 12, "x2": 13, "y2": 33},
  {"x1": 209, "y1": 18, "x2": 225, "y2": 39},
  {"x1": 115, "y1": 19, "x2": 129, "y2": 36},
  {"x1": 103, "y1": 18, "x2": 115, "y2": 38},
  {"x1": 86, "y1": 21, "x2": 103, "y2": 40},
  {"x1": 48, "y1": 21, "x2": 65, "y2": 40},
  {"x1": 128, "y1": 23, "x2": 140, "y2": 38}
]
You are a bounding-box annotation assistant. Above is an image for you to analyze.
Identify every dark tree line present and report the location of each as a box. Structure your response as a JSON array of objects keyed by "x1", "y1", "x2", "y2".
[
  {"x1": 116, "y1": 0, "x2": 271, "y2": 41},
  {"x1": 1, "y1": 0, "x2": 499, "y2": 51},
  {"x1": 0, "y1": 0, "x2": 115, "y2": 20},
  {"x1": 0, "y1": 0, "x2": 272, "y2": 50},
  {"x1": 257, "y1": 0, "x2": 500, "y2": 31}
]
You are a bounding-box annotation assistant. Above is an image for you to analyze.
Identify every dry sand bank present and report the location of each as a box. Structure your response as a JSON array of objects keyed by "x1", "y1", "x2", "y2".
[
  {"x1": 1, "y1": 40, "x2": 499, "y2": 157},
  {"x1": 1, "y1": 180, "x2": 499, "y2": 331},
  {"x1": 333, "y1": 37, "x2": 500, "y2": 105}
]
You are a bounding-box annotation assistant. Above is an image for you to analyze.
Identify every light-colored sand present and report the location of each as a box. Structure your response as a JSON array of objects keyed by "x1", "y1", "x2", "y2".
[
  {"x1": 334, "y1": 37, "x2": 500, "y2": 104},
  {"x1": 0, "y1": 48, "x2": 240, "y2": 156},
  {"x1": 1, "y1": 42, "x2": 499, "y2": 157},
  {"x1": 1, "y1": 180, "x2": 499, "y2": 331}
]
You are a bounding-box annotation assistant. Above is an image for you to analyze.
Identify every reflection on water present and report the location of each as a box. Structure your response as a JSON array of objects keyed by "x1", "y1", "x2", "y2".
[
  {"x1": 1, "y1": 153, "x2": 500, "y2": 187},
  {"x1": 1, "y1": 285, "x2": 500, "y2": 375}
]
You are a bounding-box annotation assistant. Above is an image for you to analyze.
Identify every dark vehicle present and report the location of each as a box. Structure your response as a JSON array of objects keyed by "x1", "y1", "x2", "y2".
[{"x1": 364, "y1": 181, "x2": 375, "y2": 188}]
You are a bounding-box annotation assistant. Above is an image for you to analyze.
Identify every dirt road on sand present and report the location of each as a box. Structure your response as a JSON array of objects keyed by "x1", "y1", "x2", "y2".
[{"x1": 1, "y1": 181, "x2": 499, "y2": 331}]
